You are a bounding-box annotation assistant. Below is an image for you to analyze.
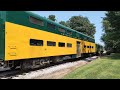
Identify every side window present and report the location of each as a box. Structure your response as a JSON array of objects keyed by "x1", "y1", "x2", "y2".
[
  {"x1": 84, "y1": 45, "x2": 86, "y2": 48},
  {"x1": 47, "y1": 23, "x2": 56, "y2": 30},
  {"x1": 58, "y1": 42, "x2": 65, "y2": 47},
  {"x1": 92, "y1": 46, "x2": 94, "y2": 48},
  {"x1": 66, "y1": 30, "x2": 72, "y2": 35},
  {"x1": 30, "y1": 39, "x2": 43, "y2": 46},
  {"x1": 29, "y1": 16, "x2": 44, "y2": 26},
  {"x1": 58, "y1": 27, "x2": 65, "y2": 33},
  {"x1": 87, "y1": 46, "x2": 89, "y2": 48},
  {"x1": 47, "y1": 41, "x2": 56, "y2": 46},
  {"x1": 67, "y1": 43, "x2": 72, "y2": 47}
]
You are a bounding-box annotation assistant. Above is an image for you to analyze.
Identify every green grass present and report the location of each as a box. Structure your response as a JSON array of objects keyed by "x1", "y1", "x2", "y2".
[{"x1": 63, "y1": 53, "x2": 120, "y2": 79}]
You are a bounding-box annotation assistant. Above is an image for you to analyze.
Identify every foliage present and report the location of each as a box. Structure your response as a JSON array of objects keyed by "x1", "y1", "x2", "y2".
[
  {"x1": 59, "y1": 16, "x2": 96, "y2": 38},
  {"x1": 68, "y1": 16, "x2": 96, "y2": 38},
  {"x1": 101, "y1": 11, "x2": 120, "y2": 52},
  {"x1": 48, "y1": 15, "x2": 56, "y2": 21},
  {"x1": 59, "y1": 21, "x2": 70, "y2": 27}
]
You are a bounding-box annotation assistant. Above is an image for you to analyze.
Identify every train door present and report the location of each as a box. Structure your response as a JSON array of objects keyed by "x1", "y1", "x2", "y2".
[{"x1": 76, "y1": 41, "x2": 81, "y2": 57}]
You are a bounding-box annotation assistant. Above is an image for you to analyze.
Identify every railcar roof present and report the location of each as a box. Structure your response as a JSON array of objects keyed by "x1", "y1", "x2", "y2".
[{"x1": 26, "y1": 11, "x2": 94, "y2": 41}]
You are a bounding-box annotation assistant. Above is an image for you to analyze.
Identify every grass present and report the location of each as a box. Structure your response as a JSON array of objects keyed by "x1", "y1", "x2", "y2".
[{"x1": 63, "y1": 53, "x2": 120, "y2": 79}]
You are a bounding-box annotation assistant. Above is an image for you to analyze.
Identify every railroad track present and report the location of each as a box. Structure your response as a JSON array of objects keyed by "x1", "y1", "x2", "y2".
[
  {"x1": 0, "y1": 68, "x2": 21, "y2": 79},
  {"x1": 0, "y1": 56, "x2": 98, "y2": 79}
]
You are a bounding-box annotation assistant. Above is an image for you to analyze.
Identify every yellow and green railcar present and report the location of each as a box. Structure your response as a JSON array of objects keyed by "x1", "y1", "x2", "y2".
[{"x1": 0, "y1": 11, "x2": 96, "y2": 70}]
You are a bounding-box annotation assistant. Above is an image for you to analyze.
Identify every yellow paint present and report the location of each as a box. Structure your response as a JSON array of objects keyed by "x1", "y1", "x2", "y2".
[
  {"x1": 5, "y1": 22, "x2": 96, "y2": 61},
  {"x1": 82, "y1": 41, "x2": 96, "y2": 53}
]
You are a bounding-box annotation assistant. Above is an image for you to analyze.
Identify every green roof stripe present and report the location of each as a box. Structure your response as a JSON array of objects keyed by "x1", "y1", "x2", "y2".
[{"x1": 6, "y1": 11, "x2": 95, "y2": 43}]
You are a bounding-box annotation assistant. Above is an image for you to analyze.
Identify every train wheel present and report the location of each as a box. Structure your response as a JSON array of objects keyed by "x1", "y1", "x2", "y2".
[
  {"x1": 20, "y1": 60, "x2": 32, "y2": 71},
  {"x1": 52, "y1": 56, "x2": 63, "y2": 63},
  {"x1": 9, "y1": 61, "x2": 18, "y2": 70},
  {"x1": 10, "y1": 66, "x2": 16, "y2": 70}
]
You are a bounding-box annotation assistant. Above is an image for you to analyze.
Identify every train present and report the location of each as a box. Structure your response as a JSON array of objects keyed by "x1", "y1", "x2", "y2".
[{"x1": 0, "y1": 11, "x2": 98, "y2": 71}]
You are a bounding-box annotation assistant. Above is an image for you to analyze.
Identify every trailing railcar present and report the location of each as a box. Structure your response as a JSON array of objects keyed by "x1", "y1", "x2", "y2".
[{"x1": 0, "y1": 11, "x2": 96, "y2": 70}]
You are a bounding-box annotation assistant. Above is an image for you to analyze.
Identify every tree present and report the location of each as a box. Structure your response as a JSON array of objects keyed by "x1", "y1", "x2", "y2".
[
  {"x1": 67, "y1": 16, "x2": 96, "y2": 38},
  {"x1": 48, "y1": 15, "x2": 56, "y2": 21},
  {"x1": 59, "y1": 21, "x2": 70, "y2": 27},
  {"x1": 101, "y1": 11, "x2": 120, "y2": 52},
  {"x1": 59, "y1": 16, "x2": 96, "y2": 38}
]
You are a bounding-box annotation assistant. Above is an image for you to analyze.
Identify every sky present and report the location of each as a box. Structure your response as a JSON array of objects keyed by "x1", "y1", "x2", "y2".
[{"x1": 31, "y1": 11, "x2": 106, "y2": 46}]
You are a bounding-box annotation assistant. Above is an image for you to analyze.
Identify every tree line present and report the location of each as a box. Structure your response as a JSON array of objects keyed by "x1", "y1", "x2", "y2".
[
  {"x1": 101, "y1": 11, "x2": 120, "y2": 53},
  {"x1": 48, "y1": 15, "x2": 96, "y2": 38}
]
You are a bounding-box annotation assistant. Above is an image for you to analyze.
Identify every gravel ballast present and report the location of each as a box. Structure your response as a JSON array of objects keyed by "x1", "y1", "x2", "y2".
[{"x1": 1, "y1": 56, "x2": 98, "y2": 79}]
